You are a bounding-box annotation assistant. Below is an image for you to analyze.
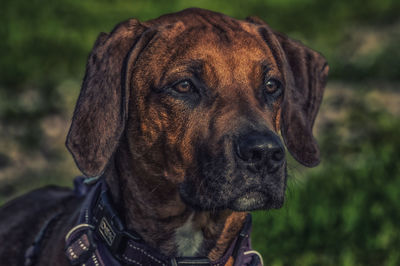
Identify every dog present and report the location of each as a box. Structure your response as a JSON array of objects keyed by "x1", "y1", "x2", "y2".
[{"x1": 0, "y1": 8, "x2": 328, "y2": 266}]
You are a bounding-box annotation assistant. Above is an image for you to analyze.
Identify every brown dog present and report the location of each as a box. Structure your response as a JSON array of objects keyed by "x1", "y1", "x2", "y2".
[{"x1": 0, "y1": 8, "x2": 328, "y2": 266}]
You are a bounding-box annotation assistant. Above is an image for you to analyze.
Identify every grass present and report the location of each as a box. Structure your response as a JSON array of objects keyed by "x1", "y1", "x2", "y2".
[{"x1": 251, "y1": 100, "x2": 400, "y2": 265}]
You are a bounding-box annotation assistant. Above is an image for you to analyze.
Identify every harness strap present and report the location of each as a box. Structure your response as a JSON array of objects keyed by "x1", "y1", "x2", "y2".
[
  {"x1": 24, "y1": 212, "x2": 62, "y2": 266},
  {"x1": 65, "y1": 177, "x2": 263, "y2": 266}
]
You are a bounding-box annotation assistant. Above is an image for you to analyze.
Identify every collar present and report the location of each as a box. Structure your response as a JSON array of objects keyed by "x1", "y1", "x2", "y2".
[{"x1": 65, "y1": 177, "x2": 263, "y2": 266}]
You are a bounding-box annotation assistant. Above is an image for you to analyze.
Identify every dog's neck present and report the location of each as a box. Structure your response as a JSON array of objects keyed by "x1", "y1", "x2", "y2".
[{"x1": 105, "y1": 146, "x2": 247, "y2": 261}]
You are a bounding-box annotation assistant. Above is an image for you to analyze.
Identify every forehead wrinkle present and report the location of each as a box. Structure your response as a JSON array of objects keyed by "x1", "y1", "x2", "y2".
[
  {"x1": 162, "y1": 59, "x2": 205, "y2": 79},
  {"x1": 186, "y1": 45, "x2": 232, "y2": 87}
]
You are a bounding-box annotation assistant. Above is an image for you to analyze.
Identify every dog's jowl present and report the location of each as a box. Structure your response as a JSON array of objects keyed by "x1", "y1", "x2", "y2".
[{"x1": 0, "y1": 8, "x2": 328, "y2": 266}]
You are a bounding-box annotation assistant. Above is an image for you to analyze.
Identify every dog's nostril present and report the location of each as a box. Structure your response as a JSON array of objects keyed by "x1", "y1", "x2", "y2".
[
  {"x1": 236, "y1": 140, "x2": 265, "y2": 163},
  {"x1": 272, "y1": 148, "x2": 285, "y2": 162}
]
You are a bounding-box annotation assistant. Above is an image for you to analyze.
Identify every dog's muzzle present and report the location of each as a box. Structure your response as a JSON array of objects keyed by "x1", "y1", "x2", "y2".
[{"x1": 180, "y1": 130, "x2": 287, "y2": 212}]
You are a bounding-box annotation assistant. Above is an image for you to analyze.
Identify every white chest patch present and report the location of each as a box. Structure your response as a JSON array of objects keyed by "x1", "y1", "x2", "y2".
[{"x1": 174, "y1": 214, "x2": 204, "y2": 257}]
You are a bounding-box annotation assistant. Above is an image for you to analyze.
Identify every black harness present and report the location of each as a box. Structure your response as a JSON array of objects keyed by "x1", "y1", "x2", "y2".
[
  {"x1": 24, "y1": 177, "x2": 263, "y2": 266},
  {"x1": 24, "y1": 212, "x2": 62, "y2": 266}
]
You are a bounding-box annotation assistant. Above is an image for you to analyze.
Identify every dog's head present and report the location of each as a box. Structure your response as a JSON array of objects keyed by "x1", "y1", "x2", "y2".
[{"x1": 66, "y1": 8, "x2": 328, "y2": 212}]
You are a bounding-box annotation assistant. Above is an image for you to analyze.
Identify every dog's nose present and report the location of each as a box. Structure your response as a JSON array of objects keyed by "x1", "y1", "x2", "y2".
[{"x1": 236, "y1": 132, "x2": 285, "y2": 172}]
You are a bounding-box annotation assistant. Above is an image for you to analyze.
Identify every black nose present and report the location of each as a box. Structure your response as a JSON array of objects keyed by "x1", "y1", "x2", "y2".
[{"x1": 236, "y1": 131, "x2": 285, "y2": 172}]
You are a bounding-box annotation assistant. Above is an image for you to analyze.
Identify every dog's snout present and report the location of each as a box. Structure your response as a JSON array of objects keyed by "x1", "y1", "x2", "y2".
[{"x1": 236, "y1": 132, "x2": 285, "y2": 172}]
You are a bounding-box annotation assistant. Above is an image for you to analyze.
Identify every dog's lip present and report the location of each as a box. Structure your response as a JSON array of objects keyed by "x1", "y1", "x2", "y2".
[
  {"x1": 234, "y1": 190, "x2": 266, "y2": 202},
  {"x1": 228, "y1": 185, "x2": 284, "y2": 211},
  {"x1": 228, "y1": 191, "x2": 268, "y2": 211},
  {"x1": 236, "y1": 188, "x2": 268, "y2": 201}
]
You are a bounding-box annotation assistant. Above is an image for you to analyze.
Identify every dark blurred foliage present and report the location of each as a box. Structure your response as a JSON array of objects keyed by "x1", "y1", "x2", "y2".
[
  {"x1": 1, "y1": 0, "x2": 399, "y2": 265},
  {"x1": 253, "y1": 101, "x2": 400, "y2": 265}
]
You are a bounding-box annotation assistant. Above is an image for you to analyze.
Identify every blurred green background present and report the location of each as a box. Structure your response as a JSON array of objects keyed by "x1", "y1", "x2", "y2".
[{"x1": 1, "y1": 0, "x2": 399, "y2": 265}]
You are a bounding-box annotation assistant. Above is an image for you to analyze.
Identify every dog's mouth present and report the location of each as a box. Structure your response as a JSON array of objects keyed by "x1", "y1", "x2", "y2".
[
  {"x1": 178, "y1": 136, "x2": 287, "y2": 212},
  {"x1": 228, "y1": 189, "x2": 285, "y2": 211},
  {"x1": 179, "y1": 163, "x2": 287, "y2": 212}
]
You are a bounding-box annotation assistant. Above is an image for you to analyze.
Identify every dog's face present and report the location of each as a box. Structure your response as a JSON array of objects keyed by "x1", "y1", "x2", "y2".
[
  {"x1": 66, "y1": 9, "x2": 329, "y2": 212},
  {"x1": 129, "y1": 24, "x2": 287, "y2": 211}
]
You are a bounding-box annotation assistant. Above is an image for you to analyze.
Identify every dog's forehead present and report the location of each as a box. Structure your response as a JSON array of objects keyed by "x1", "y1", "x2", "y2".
[
  {"x1": 144, "y1": 20, "x2": 282, "y2": 89},
  {"x1": 187, "y1": 32, "x2": 276, "y2": 83}
]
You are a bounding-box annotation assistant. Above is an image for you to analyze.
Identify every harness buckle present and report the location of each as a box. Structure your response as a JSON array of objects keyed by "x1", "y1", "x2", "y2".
[{"x1": 98, "y1": 216, "x2": 117, "y2": 247}]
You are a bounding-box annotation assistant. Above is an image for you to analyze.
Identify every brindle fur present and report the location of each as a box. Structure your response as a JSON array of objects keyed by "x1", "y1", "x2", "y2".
[{"x1": 0, "y1": 8, "x2": 328, "y2": 265}]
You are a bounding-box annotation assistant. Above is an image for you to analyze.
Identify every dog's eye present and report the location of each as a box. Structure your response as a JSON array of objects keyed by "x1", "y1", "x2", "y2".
[
  {"x1": 172, "y1": 80, "x2": 194, "y2": 93},
  {"x1": 264, "y1": 78, "x2": 282, "y2": 94}
]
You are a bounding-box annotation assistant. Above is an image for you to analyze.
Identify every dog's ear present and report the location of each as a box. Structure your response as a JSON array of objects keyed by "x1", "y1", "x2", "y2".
[
  {"x1": 276, "y1": 32, "x2": 329, "y2": 167},
  {"x1": 66, "y1": 19, "x2": 154, "y2": 177},
  {"x1": 247, "y1": 16, "x2": 329, "y2": 167}
]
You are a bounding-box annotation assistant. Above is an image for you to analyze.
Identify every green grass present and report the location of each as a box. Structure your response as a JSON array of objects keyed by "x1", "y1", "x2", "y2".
[{"x1": 252, "y1": 101, "x2": 400, "y2": 265}]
